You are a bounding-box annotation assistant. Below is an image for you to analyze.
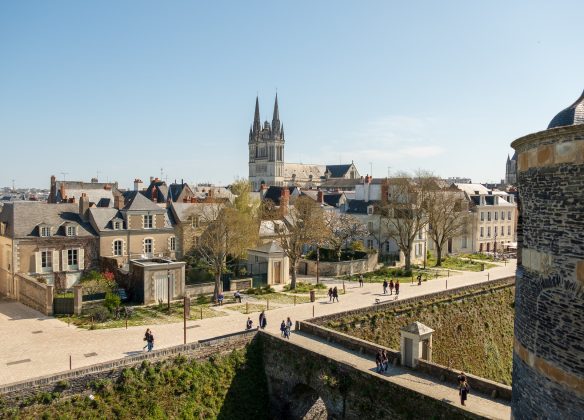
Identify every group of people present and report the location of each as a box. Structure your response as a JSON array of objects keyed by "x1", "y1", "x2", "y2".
[
  {"x1": 375, "y1": 349, "x2": 390, "y2": 373},
  {"x1": 382, "y1": 279, "x2": 400, "y2": 295},
  {"x1": 280, "y1": 317, "x2": 293, "y2": 339},
  {"x1": 328, "y1": 287, "x2": 340, "y2": 302},
  {"x1": 245, "y1": 311, "x2": 293, "y2": 339}
]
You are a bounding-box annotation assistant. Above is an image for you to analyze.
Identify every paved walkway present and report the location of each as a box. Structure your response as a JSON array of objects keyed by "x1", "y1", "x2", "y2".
[
  {"x1": 0, "y1": 261, "x2": 516, "y2": 386},
  {"x1": 280, "y1": 331, "x2": 511, "y2": 420}
]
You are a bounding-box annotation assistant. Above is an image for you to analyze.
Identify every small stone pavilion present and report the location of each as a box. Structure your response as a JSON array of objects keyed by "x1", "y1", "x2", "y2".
[
  {"x1": 247, "y1": 241, "x2": 289, "y2": 286},
  {"x1": 400, "y1": 321, "x2": 434, "y2": 368}
]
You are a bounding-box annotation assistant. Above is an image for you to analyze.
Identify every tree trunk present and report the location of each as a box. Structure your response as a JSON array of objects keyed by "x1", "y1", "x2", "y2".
[
  {"x1": 336, "y1": 246, "x2": 342, "y2": 262},
  {"x1": 213, "y1": 272, "x2": 221, "y2": 302},
  {"x1": 435, "y1": 245, "x2": 443, "y2": 267},
  {"x1": 290, "y1": 258, "x2": 298, "y2": 290},
  {"x1": 404, "y1": 248, "x2": 412, "y2": 272}
]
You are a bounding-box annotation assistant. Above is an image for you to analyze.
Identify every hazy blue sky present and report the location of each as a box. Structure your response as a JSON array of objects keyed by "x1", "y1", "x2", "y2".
[{"x1": 1, "y1": 1, "x2": 582, "y2": 188}]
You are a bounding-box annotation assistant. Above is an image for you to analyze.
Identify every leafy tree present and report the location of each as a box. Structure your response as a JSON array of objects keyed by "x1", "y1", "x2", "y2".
[{"x1": 274, "y1": 196, "x2": 327, "y2": 289}]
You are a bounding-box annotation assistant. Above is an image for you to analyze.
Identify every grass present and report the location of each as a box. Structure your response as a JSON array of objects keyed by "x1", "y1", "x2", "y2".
[
  {"x1": 459, "y1": 252, "x2": 496, "y2": 261},
  {"x1": 57, "y1": 301, "x2": 224, "y2": 330},
  {"x1": 283, "y1": 282, "x2": 328, "y2": 294},
  {"x1": 1, "y1": 342, "x2": 269, "y2": 419},
  {"x1": 427, "y1": 256, "x2": 497, "y2": 272},
  {"x1": 326, "y1": 285, "x2": 515, "y2": 385},
  {"x1": 346, "y1": 266, "x2": 444, "y2": 283}
]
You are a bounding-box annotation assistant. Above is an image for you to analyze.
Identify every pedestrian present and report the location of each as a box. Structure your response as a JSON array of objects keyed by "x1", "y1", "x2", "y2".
[
  {"x1": 382, "y1": 279, "x2": 388, "y2": 294},
  {"x1": 375, "y1": 349, "x2": 383, "y2": 373},
  {"x1": 457, "y1": 372, "x2": 467, "y2": 387},
  {"x1": 332, "y1": 286, "x2": 339, "y2": 302},
  {"x1": 390, "y1": 279, "x2": 395, "y2": 295},
  {"x1": 328, "y1": 287, "x2": 333, "y2": 302},
  {"x1": 280, "y1": 320, "x2": 287, "y2": 337},
  {"x1": 142, "y1": 328, "x2": 151, "y2": 351},
  {"x1": 359, "y1": 274, "x2": 364, "y2": 287},
  {"x1": 234, "y1": 290, "x2": 242, "y2": 303},
  {"x1": 286, "y1": 317, "x2": 293, "y2": 338},
  {"x1": 246, "y1": 317, "x2": 253, "y2": 330},
  {"x1": 381, "y1": 350, "x2": 389, "y2": 372},
  {"x1": 395, "y1": 279, "x2": 400, "y2": 295},
  {"x1": 417, "y1": 274, "x2": 422, "y2": 285},
  {"x1": 146, "y1": 329, "x2": 154, "y2": 352},
  {"x1": 259, "y1": 311, "x2": 267, "y2": 329},
  {"x1": 218, "y1": 292, "x2": 224, "y2": 305},
  {"x1": 460, "y1": 380, "x2": 470, "y2": 406}
]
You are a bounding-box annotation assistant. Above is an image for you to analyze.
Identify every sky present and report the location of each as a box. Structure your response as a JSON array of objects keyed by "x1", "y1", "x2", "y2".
[{"x1": 1, "y1": 1, "x2": 583, "y2": 189}]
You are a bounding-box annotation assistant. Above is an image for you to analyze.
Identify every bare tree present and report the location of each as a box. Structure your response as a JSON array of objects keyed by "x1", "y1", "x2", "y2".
[
  {"x1": 197, "y1": 187, "x2": 258, "y2": 300},
  {"x1": 380, "y1": 173, "x2": 432, "y2": 272},
  {"x1": 426, "y1": 186, "x2": 471, "y2": 266},
  {"x1": 325, "y1": 212, "x2": 369, "y2": 261},
  {"x1": 275, "y1": 196, "x2": 327, "y2": 289}
]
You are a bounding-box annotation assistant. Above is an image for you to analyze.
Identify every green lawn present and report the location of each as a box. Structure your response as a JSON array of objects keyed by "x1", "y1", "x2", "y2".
[
  {"x1": 283, "y1": 282, "x2": 329, "y2": 295},
  {"x1": 428, "y1": 256, "x2": 497, "y2": 271},
  {"x1": 58, "y1": 301, "x2": 224, "y2": 330}
]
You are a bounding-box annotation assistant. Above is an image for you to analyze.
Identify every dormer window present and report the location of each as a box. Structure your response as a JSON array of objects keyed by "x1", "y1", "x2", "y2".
[
  {"x1": 40, "y1": 226, "x2": 51, "y2": 237},
  {"x1": 114, "y1": 221, "x2": 122, "y2": 230},
  {"x1": 367, "y1": 205, "x2": 374, "y2": 215},
  {"x1": 66, "y1": 226, "x2": 77, "y2": 236}
]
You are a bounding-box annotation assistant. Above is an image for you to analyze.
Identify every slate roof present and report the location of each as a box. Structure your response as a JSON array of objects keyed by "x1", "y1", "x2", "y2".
[
  {"x1": 250, "y1": 240, "x2": 285, "y2": 254},
  {"x1": 346, "y1": 199, "x2": 376, "y2": 214},
  {"x1": 548, "y1": 89, "x2": 584, "y2": 129},
  {"x1": 325, "y1": 164, "x2": 352, "y2": 178},
  {"x1": 145, "y1": 181, "x2": 169, "y2": 203},
  {"x1": 170, "y1": 202, "x2": 221, "y2": 223},
  {"x1": 0, "y1": 202, "x2": 96, "y2": 238},
  {"x1": 323, "y1": 193, "x2": 344, "y2": 207},
  {"x1": 263, "y1": 186, "x2": 298, "y2": 205},
  {"x1": 319, "y1": 178, "x2": 361, "y2": 190},
  {"x1": 122, "y1": 191, "x2": 165, "y2": 212},
  {"x1": 88, "y1": 207, "x2": 121, "y2": 231},
  {"x1": 283, "y1": 163, "x2": 325, "y2": 180}
]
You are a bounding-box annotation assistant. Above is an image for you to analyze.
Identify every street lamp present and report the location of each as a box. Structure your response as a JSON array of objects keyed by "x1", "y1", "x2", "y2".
[{"x1": 167, "y1": 261, "x2": 171, "y2": 312}]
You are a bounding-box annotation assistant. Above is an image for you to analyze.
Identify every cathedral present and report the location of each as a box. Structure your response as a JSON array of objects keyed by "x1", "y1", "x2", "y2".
[{"x1": 248, "y1": 95, "x2": 359, "y2": 191}]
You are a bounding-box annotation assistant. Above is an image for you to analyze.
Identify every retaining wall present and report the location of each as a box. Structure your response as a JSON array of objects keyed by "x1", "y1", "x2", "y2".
[{"x1": 15, "y1": 273, "x2": 54, "y2": 316}]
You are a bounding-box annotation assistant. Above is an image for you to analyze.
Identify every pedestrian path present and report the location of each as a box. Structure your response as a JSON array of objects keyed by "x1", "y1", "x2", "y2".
[
  {"x1": 0, "y1": 261, "x2": 516, "y2": 385},
  {"x1": 284, "y1": 331, "x2": 511, "y2": 420}
]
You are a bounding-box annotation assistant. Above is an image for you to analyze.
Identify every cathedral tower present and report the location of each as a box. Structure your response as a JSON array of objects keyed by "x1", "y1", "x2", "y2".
[{"x1": 248, "y1": 95, "x2": 285, "y2": 190}]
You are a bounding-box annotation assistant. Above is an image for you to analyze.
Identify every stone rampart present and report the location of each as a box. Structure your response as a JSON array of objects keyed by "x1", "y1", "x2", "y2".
[{"x1": 0, "y1": 330, "x2": 256, "y2": 405}]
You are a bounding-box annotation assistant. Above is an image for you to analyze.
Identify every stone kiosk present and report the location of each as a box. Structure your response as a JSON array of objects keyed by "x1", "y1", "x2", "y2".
[
  {"x1": 400, "y1": 321, "x2": 434, "y2": 368},
  {"x1": 247, "y1": 241, "x2": 289, "y2": 286},
  {"x1": 511, "y1": 89, "x2": 584, "y2": 418}
]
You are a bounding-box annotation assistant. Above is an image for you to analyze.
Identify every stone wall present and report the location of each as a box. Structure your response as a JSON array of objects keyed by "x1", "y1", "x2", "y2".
[
  {"x1": 311, "y1": 276, "x2": 515, "y2": 324},
  {"x1": 185, "y1": 282, "x2": 216, "y2": 296},
  {"x1": 511, "y1": 124, "x2": 584, "y2": 417},
  {"x1": 260, "y1": 332, "x2": 482, "y2": 419},
  {"x1": 14, "y1": 273, "x2": 54, "y2": 315},
  {"x1": 0, "y1": 330, "x2": 256, "y2": 405},
  {"x1": 300, "y1": 251, "x2": 378, "y2": 277}
]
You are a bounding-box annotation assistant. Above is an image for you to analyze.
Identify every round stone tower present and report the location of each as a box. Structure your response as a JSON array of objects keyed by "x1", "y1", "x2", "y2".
[{"x1": 511, "y1": 89, "x2": 584, "y2": 418}]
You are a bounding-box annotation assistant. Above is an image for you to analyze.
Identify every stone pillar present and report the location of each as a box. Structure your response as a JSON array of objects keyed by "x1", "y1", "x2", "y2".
[
  {"x1": 73, "y1": 284, "x2": 83, "y2": 315},
  {"x1": 511, "y1": 120, "x2": 584, "y2": 418},
  {"x1": 46, "y1": 284, "x2": 54, "y2": 316}
]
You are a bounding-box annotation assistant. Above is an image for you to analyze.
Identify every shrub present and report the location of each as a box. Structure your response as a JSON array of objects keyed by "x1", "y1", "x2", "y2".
[
  {"x1": 196, "y1": 294, "x2": 211, "y2": 305},
  {"x1": 87, "y1": 306, "x2": 110, "y2": 322},
  {"x1": 104, "y1": 292, "x2": 121, "y2": 312}
]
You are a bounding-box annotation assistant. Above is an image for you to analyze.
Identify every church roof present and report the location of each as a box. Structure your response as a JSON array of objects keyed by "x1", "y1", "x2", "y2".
[
  {"x1": 548, "y1": 89, "x2": 584, "y2": 129},
  {"x1": 283, "y1": 163, "x2": 325, "y2": 180},
  {"x1": 325, "y1": 164, "x2": 352, "y2": 178}
]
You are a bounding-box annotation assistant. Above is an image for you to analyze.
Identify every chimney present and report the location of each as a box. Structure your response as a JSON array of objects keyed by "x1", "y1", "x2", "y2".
[
  {"x1": 60, "y1": 182, "x2": 66, "y2": 202},
  {"x1": 381, "y1": 182, "x2": 389, "y2": 204},
  {"x1": 280, "y1": 188, "x2": 290, "y2": 216},
  {"x1": 49, "y1": 175, "x2": 57, "y2": 203},
  {"x1": 364, "y1": 175, "x2": 370, "y2": 203},
  {"x1": 208, "y1": 188, "x2": 214, "y2": 198},
  {"x1": 103, "y1": 184, "x2": 112, "y2": 190},
  {"x1": 317, "y1": 190, "x2": 324, "y2": 204},
  {"x1": 134, "y1": 178, "x2": 143, "y2": 191},
  {"x1": 79, "y1": 193, "x2": 89, "y2": 222},
  {"x1": 151, "y1": 186, "x2": 158, "y2": 202},
  {"x1": 114, "y1": 194, "x2": 123, "y2": 209}
]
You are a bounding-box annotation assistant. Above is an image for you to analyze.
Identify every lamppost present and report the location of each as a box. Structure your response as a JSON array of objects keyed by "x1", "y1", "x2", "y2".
[{"x1": 167, "y1": 261, "x2": 171, "y2": 312}]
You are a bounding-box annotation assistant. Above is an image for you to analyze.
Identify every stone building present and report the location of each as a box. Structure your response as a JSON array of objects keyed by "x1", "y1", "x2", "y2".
[
  {"x1": 48, "y1": 175, "x2": 119, "y2": 206},
  {"x1": 510, "y1": 88, "x2": 584, "y2": 417}
]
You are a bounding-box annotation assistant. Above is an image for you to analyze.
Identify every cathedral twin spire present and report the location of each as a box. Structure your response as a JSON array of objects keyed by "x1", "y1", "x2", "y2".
[{"x1": 250, "y1": 94, "x2": 283, "y2": 142}]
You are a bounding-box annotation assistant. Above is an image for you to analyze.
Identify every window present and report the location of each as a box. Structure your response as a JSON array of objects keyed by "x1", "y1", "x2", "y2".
[
  {"x1": 508, "y1": 225, "x2": 511, "y2": 235},
  {"x1": 67, "y1": 249, "x2": 78, "y2": 267},
  {"x1": 494, "y1": 226, "x2": 498, "y2": 236},
  {"x1": 367, "y1": 221, "x2": 374, "y2": 231},
  {"x1": 487, "y1": 212, "x2": 491, "y2": 221},
  {"x1": 480, "y1": 227, "x2": 484, "y2": 237},
  {"x1": 500, "y1": 226, "x2": 504, "y2": 237},
  {"x1": 418, "y1": 230, "x2": 423, "y2": 240},
  {"x1": 66, "y1": 225, "x2": 76, "y2": 236},
  {"x1": 169, "y1": 237, "x2": 176, "y2": 251},
  {"x1": 461, "y1": 236, "x2": 468, "y2": 249},
  {"x1": 40, "y1": 226, "x2": 51, "y2": 237},
  {"x1": 113, "y1": 240, "x2": 123, "y2": 256},
  {"x1": 366, "y1": 239, "x2": 374, "y2": 249},
  {"x1": 114, "y1": 221, "x2": 122, "y2": 230},
  {"x1": 494, "y1": 212, "x2": 498, "y2": 221},
  {"x1": 367, "y1": 206, "x2": 374, "y2": 215},
  {"x1": 191, "y1": 217, "x2": 199, "y2": 228},
  {"x1": 507, "y1": 211, "x2": 512, "y2": 220},
  {"x1": 143, "y1": 215, "x2": 153, "y2": 229},
  {"x1": 480, "y1": 212, "x2": 484, "y2": 221},
  {"x1": 487, "y1": 227, "x2": 491, "y2": 237},
  {"x1": 144, "y1": 238, "x2": 153, "y2": 254},
  {"x1": 501, "y1": 211, "x2": 505, "y2": 220},
  {"x1": 41, "y1": 250, "x2": 52, "y2": 271}
]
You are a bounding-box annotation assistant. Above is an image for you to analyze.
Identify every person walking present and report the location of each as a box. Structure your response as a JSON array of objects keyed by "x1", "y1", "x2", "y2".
[
  {"x1": 382, "y1": 279, "x2": 388, "y2": 294},
  {"x1": 280, "y1": 320, "x2": 287, "y2": 337},
  {"x1": 234, "y1": 290, "x2": 242, "y2": 303},
  {"x1": 381, "y1": 350, "x2": 389, "y2": 372},
  {"x1": 375, "y1": 349, "x2": 383, "y2": 373},
  {"x1": 389, "y1": 279, "x2": 394, "y2": 295},
  {"x1": 259, "y1": 311, "x2": 267, "y2": 329},
  {"x1": 146, "y1": 329, "x2": 154, "y2": 352},
  {"x1": 142, "y1": 328, "x2": 151, "y2": 351},
  {"x1": 286, "y1": 317, "x2": 293, "y2": 338},
  {"x1": 246, "y1": 317, "x2": 253, "y2": 330},
  {"x1": 460, "y1": 380, "x2": 470, "y2": 406},
  {"x1": 332, "y1": 286, "x2": 339, "y2": 302},
  {"x1": 395, "y1": 279, "x2": 400, "y2": 296},
  {"x1": 359, "y1": 274, "x2": 364, "y2": 287},
  {"x1": 328, "y1": 287, "x2": 333, "y2": 302}
]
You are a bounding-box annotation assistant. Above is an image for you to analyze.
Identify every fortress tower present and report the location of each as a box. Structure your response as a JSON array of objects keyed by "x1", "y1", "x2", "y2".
[
  {"x1": 511, "y1": 89, "x2": 584, "y2": 417},
  {"x1": 248, "y1": 95, "x2": 285, "y2": 191}
]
